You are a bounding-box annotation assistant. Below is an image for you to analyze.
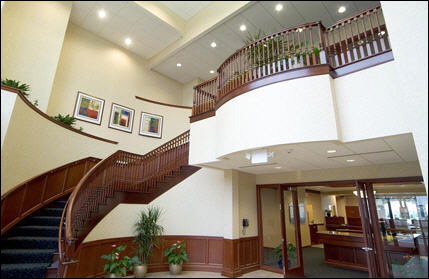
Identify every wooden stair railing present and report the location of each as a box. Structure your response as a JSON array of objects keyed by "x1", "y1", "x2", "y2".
[
  {"x1": 58, "y1": 130, "x2": 200, "y2": 278},
  {"x1": 191, "y1": 4, "x2": 390, "y2": 119},
  {"x1": 1, "y1": 157, "x2": 101, "y2": 236}
]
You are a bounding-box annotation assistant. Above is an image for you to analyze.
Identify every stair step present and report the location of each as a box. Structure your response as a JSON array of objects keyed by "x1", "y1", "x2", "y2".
[
  {"x1": 1, "y1": 249, "x2": 56, "y2": 264},
  {"x1": 1, "y1": 263, "x2": 51, "y2": 278},
  {"x1": 41, "y1": 208, "x2": 64, "y2": 217},
  {"x1": 12, "y1": 226, "x2": 60, "y2": 237},
  {"x1": 48, "y1": 200, "x2": 68, "y2": 208},
  {"x1": 24, "y1": 216, "x2": 62, "y2": 226},
  {"x1": 2, "y1": 237, "x2": 58, "y2": 249}
]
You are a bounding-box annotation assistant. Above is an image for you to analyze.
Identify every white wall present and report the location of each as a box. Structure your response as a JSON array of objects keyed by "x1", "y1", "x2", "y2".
[
  {"x1": 380, "y1": 1, "x2": 428, "y2": 191},
  {"x1": 1, "y1": 90, "x2": 16, "y2": 150}
]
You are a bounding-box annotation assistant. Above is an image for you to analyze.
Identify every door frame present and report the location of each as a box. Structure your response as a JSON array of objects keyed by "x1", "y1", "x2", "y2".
[{"x1": 256, "y1": 176, "x2": 423, "y2": 278}]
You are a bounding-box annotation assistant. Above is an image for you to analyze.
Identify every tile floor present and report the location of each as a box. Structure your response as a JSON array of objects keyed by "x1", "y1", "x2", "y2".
[{"x1": 128, "y1": 270, "x2": 282, "y2": 278}]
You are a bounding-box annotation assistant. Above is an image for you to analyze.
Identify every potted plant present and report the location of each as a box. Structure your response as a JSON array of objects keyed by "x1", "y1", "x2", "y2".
[
  {"x1": 273, "y1": 243, "x2": 296, "y2": 269},
  {"x1": 133, "y1": 207, "x2": 164, "y2": 278},
  {"x1": 101, "y1": 244, "x2": 138, "y2": 278},
  {"x1": 164, "y1": 241, "x2": 189, "y2": 275},
  {"x1": 325, "y1": 209, "x2": 332, "y2": 217}
]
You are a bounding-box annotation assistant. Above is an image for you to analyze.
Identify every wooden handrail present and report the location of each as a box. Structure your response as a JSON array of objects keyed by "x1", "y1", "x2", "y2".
[
  {"x1": 1, "y1": 85, "x2": 118, "y2": 144},
  {"x1": 191, "y1": 4, "x2": 390, "y2": 120},
  {"x1": 60, "y1": 131, "x2": 192, "y2": 277},
  {"x1": 1, "y1": 157, "x2": 101, "y2": 235}
]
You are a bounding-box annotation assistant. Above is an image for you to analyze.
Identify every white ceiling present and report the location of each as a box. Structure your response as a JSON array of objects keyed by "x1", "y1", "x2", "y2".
[
  {"x1": 70, "y1": 1, "x2": 182, "y2": 59},
  {"x1": 200, "y1": 133, "x2": 419, "y2": 175},
  {"x1": 153, "y1": 1, "x2": 380, "y2": 83},
  {"x1": 159, "y1": 1, "x2": 212, "y2": 20},
  {"x1": 304, "y1": 184, "x2": 426, "y2": 195}
]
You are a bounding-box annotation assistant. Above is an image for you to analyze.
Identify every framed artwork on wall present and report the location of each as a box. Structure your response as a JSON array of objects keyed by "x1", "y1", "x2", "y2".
[
  {"x1": 289, "y1": 203, "x2": 306, "y2": 224},
  {"x1": 108, "y1": 103, "x2": 135, "y2": 133},
  {"x1": 139, "y1": 112, "x2": 163, "y2": 138},
  {"x1": 73, "y1": 91, "x2": 105, "y2": 125}
]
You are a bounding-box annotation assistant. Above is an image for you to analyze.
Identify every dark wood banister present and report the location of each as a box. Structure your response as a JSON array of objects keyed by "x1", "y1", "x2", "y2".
[{"x1": 60, "y1": 130, "x2": 192, "y2": 277}]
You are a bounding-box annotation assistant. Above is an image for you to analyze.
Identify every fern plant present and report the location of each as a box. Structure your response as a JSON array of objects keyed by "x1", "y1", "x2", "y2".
[
  {"x1": 53, "y1": 114, "x2": 76, "y2": 126},
  {"x1": 1, "y1": 78, "x2": 31, "y2": 97}
]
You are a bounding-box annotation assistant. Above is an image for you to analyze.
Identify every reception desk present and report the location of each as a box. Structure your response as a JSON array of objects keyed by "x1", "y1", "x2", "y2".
[{"x1": 317, "y1": 231, "x2": 419, "y2": 272}]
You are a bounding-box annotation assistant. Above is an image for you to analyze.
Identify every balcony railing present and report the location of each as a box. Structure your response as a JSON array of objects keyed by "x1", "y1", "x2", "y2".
[{"x1": 192, "y1": 4, "x2": 391, "y2": 121}]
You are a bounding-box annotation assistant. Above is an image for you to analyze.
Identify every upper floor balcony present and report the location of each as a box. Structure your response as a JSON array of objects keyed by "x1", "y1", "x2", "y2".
[{"x1": 190, "y1": 4, "x2": 392, "y2": 123}]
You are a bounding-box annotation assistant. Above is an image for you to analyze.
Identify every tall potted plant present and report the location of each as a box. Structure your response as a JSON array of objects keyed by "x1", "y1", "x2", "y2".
[
  {"x1": 133, "y1": 207, "x2": 164, "y2": 278},
  {"x1": 164, "y1": 241, "x2": 189, "y2": 275}
]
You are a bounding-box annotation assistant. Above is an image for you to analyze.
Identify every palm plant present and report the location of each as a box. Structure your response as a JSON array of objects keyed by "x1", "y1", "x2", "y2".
[
  {"x1": 53, "y1": 114, "x2": 77, "y2": 126},
  {"x1": 134, "y1": 207, "x2": 164, "y2": 264},
  {"x1": 1, "y1": 78, "x2": 31, "y2": 97}
]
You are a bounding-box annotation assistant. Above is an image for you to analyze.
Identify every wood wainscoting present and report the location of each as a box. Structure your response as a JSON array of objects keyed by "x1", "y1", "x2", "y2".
[{"x1": 65, "y1": 235, "x2": 259, "y2": 278}]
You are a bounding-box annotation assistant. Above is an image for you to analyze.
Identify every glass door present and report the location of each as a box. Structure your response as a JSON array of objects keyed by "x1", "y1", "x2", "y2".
[{"x1": 280, "y1": 186, "x2": 304, "y2": 277}]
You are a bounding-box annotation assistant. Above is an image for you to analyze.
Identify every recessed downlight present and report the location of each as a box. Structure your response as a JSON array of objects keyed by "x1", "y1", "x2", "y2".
[
  {"x1": 338, "y1": 6, "x2": 346, "y2": 13},
  {"x1": 297, "y1": 28, "x2": 303, "y2": 32},
  {"x1": 240, "y1": 24, "x2": 247, "y2": 31},
  {"x1": 124, "y1": 38, "x2": 132, "y2": 45},
  {"x1": 346, "y1": 159, "x2": 355, "y2": 162},
  {"x1": 176, "y1": 63, "x2": 182, "y2": 67},
  {"x1": 210, "y1": 41, "x2": 217, "y2": 48},
  {"x1": 327, "y1": 150, "x2": 337, "y2": 154},
  {"x1": 275, "y1": 3, "x2": 283, "y2": 11},
  {"x1": 275, "y1": 166, "x2": 282, "y2": 169},
  {"x1": 98, "y1": 9, "x2": 106, "y2": 18},
  {"x1": 209, "y1": 70, "x2": 215, "y2": 74}
]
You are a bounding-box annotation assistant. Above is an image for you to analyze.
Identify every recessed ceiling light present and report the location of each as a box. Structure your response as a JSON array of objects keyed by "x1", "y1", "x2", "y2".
[
  {"x1": 176, "y1": 63, "x2": 182, "y2": 67},
  {"x1": 275, "y1": 166, "x2": 282, "y2": 169},
  {"x1": 346, "y1": 159, "x2": 355, "y2": 162},
  {"x1": 297, "y1": 28, "x2": 303, "y2": 32},
  {"x1": 209, "y1": 70, "x2": 215, "y2": 74},
  {"x1": 275, "y1": 3, "x2": 283, "y2": 11},
  {"x1": 327, "y1": 150, "x2": 337, "y2": 153},
  {"x1": 240, "y1": 24, "x2": 247, "y2": 31},
  {"x1": 338, "y1": 6, "x2": 346, "y2": 13},
  {"x1": 98, "y1": 9, "x2": 106, "y2": 18},
  {"x1": 210, "y1": 41, "x2": 217, "y2": 48},
  {"x1": 124, "y1": 38, "x2": 132, "y2": 45}
]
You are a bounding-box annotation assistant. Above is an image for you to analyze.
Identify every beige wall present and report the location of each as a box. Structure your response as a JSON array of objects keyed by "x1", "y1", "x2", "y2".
[
  {"x1": 1, "y1": 1, "x2": 72, "y2": 112},
  {"x1": 238, "y1": 171, "x2": 257, "y2": 238},
  {"x1": 0, "y1": 89, "x2": 117, "y2": 194},
  {"x1": 47, "y1": 23, "x2": 191, "y2": 155},
  {"x1": 182, "y1": 78, "x2": 203, "y2": 107}
]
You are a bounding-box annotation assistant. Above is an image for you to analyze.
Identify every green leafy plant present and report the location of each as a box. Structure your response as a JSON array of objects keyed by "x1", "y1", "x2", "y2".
[
  {"x1": 164, "y1": 241, "x2": 189, "y2": 265},
  {"x1": 52, "y1": 114, "x2": 76, "y2": 126},
  {"x1": 33, "y1": 99, "x2": 39, "y2": 107},
  {"x1": 273, "y1": 243, "x2": 296, "y2": 261},
  {"x1": 1, "y1": 78, "x2": 31, "y2": 97},
  {"x1": 134, "y1": 207, "x2": 164, "y2": 264},
  {"x1": 101, "y1": 244, "x2": 139, "y2": 277}
]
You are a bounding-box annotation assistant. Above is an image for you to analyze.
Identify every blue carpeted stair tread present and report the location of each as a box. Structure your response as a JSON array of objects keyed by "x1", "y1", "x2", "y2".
[
  {"x1": 41, "y1": 208, "x2": 64, "y2": 216},
  {"x1": 1, "y1": 263, "x2": 51, "y2": 278},
  {"x1": 3, "y1": 236, "x2": 59, "y2": 249},
  {"x1": 25, "y1": 216, "x2": 62, "y2": 226},
  {"x1": 1, "y1": 249, "x2": 56, "y2": 264},
  {"x1": 12, "y1": 225, "x2": 60, "y2": 237}
]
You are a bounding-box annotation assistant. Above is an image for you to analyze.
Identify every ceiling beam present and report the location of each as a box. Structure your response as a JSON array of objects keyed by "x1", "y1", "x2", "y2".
[{"x1": 147, "y1": 1, "x2": 253, "y2": 70}]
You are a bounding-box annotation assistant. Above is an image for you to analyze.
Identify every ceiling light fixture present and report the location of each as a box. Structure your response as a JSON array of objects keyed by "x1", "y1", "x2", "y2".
[
  {"x1": 124, "y1": 38, "x2": 132, "y2": 46},
  {"x1": 327, "y1": 150, "x2": 337, "y2": 153},
  {"x1": 297, "y1": 28, "x2": 303, "y2": 32},
  {"x1": 210, "y1": 41, "x2": 217, "y2": 48},
  {"x1": 275, "y1": 166, "x2": 282, "y2": 169},
  {"x1": 275, "y1": 3, "x2": 283, "y2": 12},
  {"x1": 240, "y1": 24, "x2": 247, "y2": 31},
  {"x1": 209, "y1": 70, "x2": 215, "y2": 74},
  {"x1": 338, "y1": 6, "x2": 346, "y2": 13},
  {"x1": 176, "y1": 63, "x2": 182, "y2": 67},
  {"x1": 98, "y1": 9, "x2": 106, "y2": 18},
  {"x1": 346, "y1": 159, "x2": 355, "y2": 162}
]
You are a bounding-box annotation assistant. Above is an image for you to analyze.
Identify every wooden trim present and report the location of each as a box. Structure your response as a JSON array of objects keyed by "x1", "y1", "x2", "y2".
[
  {"x1": 135, "y1": 95, "x2": 192, "y2": 109},
  {"x1": 330, "y1": 50, "x2": 394, "y2": 78},
  {"x1": 189, "y1": 110, "x2": 216, "y2": 123},
  {"x1": 107, "y1": 102, "x2": 135, "y2": 134},
  {"x1": 1, "y1": 85, "x2": 118, "y2": 144},
  {"x1": 138, "y1": 111, "x2": 164, "y2": 139},
  {"x1": 305, "y1": 189, "x2": 321, "y2": 195},
  {"x1": 215, "y1": 64, "x2": 330, "y2": 111},
  {"x1": 72, "y1": 91, "x2": 105, "y2": 126},
  {"x1": 1, "y1": 157, "x2": 101, "y2": 235}
]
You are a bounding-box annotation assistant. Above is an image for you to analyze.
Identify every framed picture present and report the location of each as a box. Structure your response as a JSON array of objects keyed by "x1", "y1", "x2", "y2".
[
  {"x1": 139, "y1": 112, "x2": 163, "y2": 138},
  {"x1": 108, "y1": 103, "x2": 135, "y2": 133},
  {"x1": 289, "y1": 203, "x2": 306, "y2": 224},
  {"x1": 73, "y1": 91, "x2": 105, "y2": 125}
]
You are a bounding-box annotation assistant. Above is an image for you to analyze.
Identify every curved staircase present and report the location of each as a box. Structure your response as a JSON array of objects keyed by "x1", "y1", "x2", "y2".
[
  {"x1": 1, "y1": 198, "x2": 68, "y2": 278},
  {"x1": 59, "y1": 130, "x2": 200, "y2": 277}
]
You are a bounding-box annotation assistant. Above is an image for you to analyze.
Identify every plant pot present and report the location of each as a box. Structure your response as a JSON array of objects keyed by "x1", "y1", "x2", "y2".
[
  {"x1": 134, "y1": 264, "x2": 148, "y2": 278},
  {"x1": 106, "y1": 273, "x2": 119, "y2": 278},
  {"x1": 169, "y1": 263, "x2": 182, "y2": 275}
]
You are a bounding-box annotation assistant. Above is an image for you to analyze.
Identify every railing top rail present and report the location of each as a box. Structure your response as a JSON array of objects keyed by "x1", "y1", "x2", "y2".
[
  {"x1": 193, "y1": 76, "x2": 218, "y2": 90},
  {"x1": 217, "y1": 21, "x2": 323, "y2": 73},
  {"x1": 327, "y1": 4, "x2": 382, "y2": 29}
]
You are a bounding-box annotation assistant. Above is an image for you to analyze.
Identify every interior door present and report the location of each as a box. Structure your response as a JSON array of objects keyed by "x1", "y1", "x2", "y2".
[
  {"x1": 280, "y1": 186, "x2": 304, "y2": 278},
  {"x1": 355, "y1": 181, "x2": 389, "y2": 278}
]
